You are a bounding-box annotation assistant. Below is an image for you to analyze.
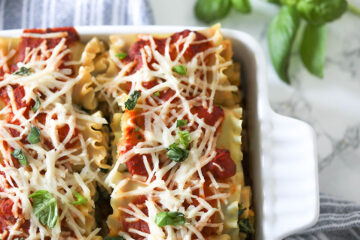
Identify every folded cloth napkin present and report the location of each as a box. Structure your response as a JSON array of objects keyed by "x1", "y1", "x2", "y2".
[
  {"x1": 286, "y1": 194, "x2": 360, "y2": 240},
  {"x1": 1, "y1": 1, "x2": 359, "y2": 240},
  {"x1": 0, "y1": 0, "x2": 153, "y2": 29}
]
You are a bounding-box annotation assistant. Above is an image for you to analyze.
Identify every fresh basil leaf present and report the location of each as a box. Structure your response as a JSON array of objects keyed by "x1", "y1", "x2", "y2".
[
  {"x1": 296, "y1": 0, "x2": 347, "y2": 25},
  {"x1": 11, "y1": 149, "x2": 28, "y2": 166},
  {"x1": 70, "y1": 191, "x2": 88, "y2": 205},
  {"x1": 176, "y1": 119, "x2": 188, "y2": 127},
  {"x1": 32, "y1": 97, "x2": 41, "y2": 112},
  {"x1": 195, "y1": 0, "x2": 231, "y2": 23},
  {"x1": 27, "y1": 126, "x2": 41, "y2": 144},
  {"x1": 268, "y1": 6, "x2": 300, "y2": 83},
  {"x1": 178, "y1": 131, "x2": 191, "y2": 148},
  {"x1": 14, "y1": 67, "x2": 31, "y2": 76},
  {"x1": 155, "y1": 211, "x2": 186, "y2": 227},
  {"x1": 124, "y1": 90, "x2": 141, "y2": 110},
  {"x1": 154, "y1": 91, "x2": 160, "y2": 97},
  {"x1": 115, "y1": 52, "x2": 128, "y2": 60},
  {"x1": 104, "y1": 236, "x2": 125, "y2": 240},
  {"x1": 166, "y1": 143, "x2": 189, "y2": 162},
  {"x1": 231, "y1": 0, "x2": 251, "y2": 13},
  {"x1": 300, "y1": 23, "x2": 327, "y2": 78},
  {"x1": 172, "y1": 65, "x2": 187, "y2": 75},
  {"x1": 29, "y1": 190, "x2": 58, "y2": 228}
]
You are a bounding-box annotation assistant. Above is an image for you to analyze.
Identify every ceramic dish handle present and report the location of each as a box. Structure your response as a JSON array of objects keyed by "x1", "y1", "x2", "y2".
[{"x1": 263, "y1": 112, "x2": 319, "y2": 240}]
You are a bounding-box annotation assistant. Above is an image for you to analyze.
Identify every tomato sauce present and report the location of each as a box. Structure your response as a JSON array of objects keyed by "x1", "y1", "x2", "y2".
[
  {"x1": 202, "y1": 149, "x2": 236, "y2": 179},
  {"x1": 122, "y1": 195, "x2": 150, "y2": 240}
]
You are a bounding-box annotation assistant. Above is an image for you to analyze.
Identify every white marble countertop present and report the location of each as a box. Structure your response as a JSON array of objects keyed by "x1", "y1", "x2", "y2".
[{"x1": 149, "y1": 0, "x2": 360, "y2": 203}]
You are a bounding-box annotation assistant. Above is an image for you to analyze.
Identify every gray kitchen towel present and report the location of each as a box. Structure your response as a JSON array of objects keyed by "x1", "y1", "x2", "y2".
[
  {"x1": 286, "y1": 194, "x2": 360, "y2": 240},
  {"x1": 0, "y1": 0, "x2": 154, "y2": 29}
]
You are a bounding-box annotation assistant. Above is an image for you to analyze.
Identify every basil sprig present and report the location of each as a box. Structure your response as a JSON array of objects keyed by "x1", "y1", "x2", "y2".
[
  {"x1": 124, "y1": 90, "x2": 141, "y2": 110},
  {"x1": 14, "y1": 66, "x2": 31, "y2": 76},
  {"x1": 178, "y1": 131, "x2": 191, "y2": 148},
  {"x1": 194, "y1": 0, "x2": 356, "y2": 84},
  {"x1": 155, "y1": 211, "x2": 186, "y2": 227},
  {"x1": 11, "y1": 149, "x2": 28, "y2": 166},
  {"x1": 70, "y1": 191, "x2": 88, "y2": 205},
  {"x1": 29, "y1": 190, "x2": 58, "y2": 228},
  {"x1": 27, "y1": 126, "x2": 41, "y2": 144}
]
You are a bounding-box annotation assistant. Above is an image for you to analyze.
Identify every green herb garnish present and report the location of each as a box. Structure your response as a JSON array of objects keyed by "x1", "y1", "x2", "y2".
[
  {"x1": 178, "y1": 131, "x2": 191, "y2": 148},
  {"x1": 32, "y1": 97, "x2": 41, "y2": 112},
  {"x1": 27, "y1": 126, "x2": 41, "y2": 144},
  {"x1": 124, "y1": 90, "x2": 141, "y2": 110},
  {"x1": 176, "y1": 119, "x2": 188, "y2": 127},
  {"x1": 11, "y1": 149, "x2": 28, "y2": 166},
  {"x1": 14, "y1": 66, "x2": 31, "y2": 76},
  {"x1": 154, "y1": 91, "x2": 160, "y2": 97},
  {"x1": 70, "y1": 191, "x2": 88, "y2": 205},
  {"x1": 29, "y1": 190, "x2": 58, "y2": 228},
  {"x1": 155, "y1": 211, "x2": 186, "y2": 227},
  {"x1": 172, "y1": 65, "x2": 187, "y2": 75},
  {"x1": 166, "y1": 143, "x2": 189, "y2": 162},
  {"x1": 194, "y1": 0, "x2": 355, "y2": 84},
  {"x1": 134, "y1": 126, "x2": 140, "y2": 132},
  {"x1": 115, "y1": 52, "x2": 128, "y2": 60}
]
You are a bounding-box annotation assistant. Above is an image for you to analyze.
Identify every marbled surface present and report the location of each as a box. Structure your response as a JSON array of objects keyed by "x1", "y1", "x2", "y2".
[{"x1": 149, "y1": 0, "x2": 360, "y2": 203}]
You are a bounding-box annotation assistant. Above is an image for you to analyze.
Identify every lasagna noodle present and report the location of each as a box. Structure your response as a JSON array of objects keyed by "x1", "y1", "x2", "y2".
[
  {"x1": 102, "y1": 25, "x2": 252, "y2": 240},
  {"x1": 0, "y1": 29, "x2": 106, "y2": 240}
]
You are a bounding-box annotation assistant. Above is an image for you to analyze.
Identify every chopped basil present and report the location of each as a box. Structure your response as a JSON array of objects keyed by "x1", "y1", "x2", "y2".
[
  {"x1": 70, "y1": 191, "x2": 88, "y2": 205},
  {"x1": 14, "y1": 66, "x2": 31, "y2": 76},
  {"x1": 104, "y1": 237, "x2": 125, "y2": 240},
  {"x1": 29, "y1": 190, "x2": 58, "y2": 228},
  {"x1": 32, "y1": 97, "x2": 41, "y2": 112},
  {"x1": 11, "y1": 149, "x2": 28, "y2": 166},
  {"x1": 155, "y1": 211, "x2": 186, "y2": 227},
  {"x1": 238, "y1": 204, "x2": 254, "y2": 234},
  {"x1": 14, "y1": 238, "x2": 24, "y2": 240},
  {"x1": 172, "y1": 65, "x2": 187, "y2": 75},
  {"x1": 27, "y1": 126, "x2": 41, "y2": 144},
  {"x1": 154, "y1": 91, "x2": 160, "y2": 97},
  {"x1": 115, "y1": 52, "x2": 128, "y2": 60},
  {"x1": 176, "y1": 119, "x2": 188, "y2": 127},
  {"x1": 166, "y1": 143, "x2": 189, "y2": 162},
  {"x1": 124, "y1": 90, "x2": 141, "y2": 110},
  {"x1": 178, "y1": 131, "x2": 191, "y2": 148},
  {"x1": 134, "y1": 126, "x2": 140, "y2": 132}
]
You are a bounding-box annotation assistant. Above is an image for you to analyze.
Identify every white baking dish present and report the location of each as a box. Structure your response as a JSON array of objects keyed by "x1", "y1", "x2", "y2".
[{"x1": 0, "y1": 26, "x2": 319, "y2": 240}]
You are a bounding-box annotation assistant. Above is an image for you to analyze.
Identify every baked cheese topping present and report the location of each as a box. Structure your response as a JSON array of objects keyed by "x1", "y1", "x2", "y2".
[
  {"x1": 103, "y1": 30, "x2": 240, "y2": 239},
  {"x1": 0, "y1": 31, "x2": 106, "y2": 240}
]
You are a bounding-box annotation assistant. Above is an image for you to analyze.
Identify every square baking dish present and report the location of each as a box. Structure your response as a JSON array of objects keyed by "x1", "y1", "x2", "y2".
[{"x1": 0, "y1": 26, "x2": 319, "y2": 240}]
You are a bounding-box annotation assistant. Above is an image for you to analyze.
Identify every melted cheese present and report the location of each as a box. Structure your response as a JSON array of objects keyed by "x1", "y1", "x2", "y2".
[
  {"x1": 103, "y1": 30, "x2": 240, "y2": 239},
  {"x1": 0, "y1": 34, "x2": 105, "y2": 240}
]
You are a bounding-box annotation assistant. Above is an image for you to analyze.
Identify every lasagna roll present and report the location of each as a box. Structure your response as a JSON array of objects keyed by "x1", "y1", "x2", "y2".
[
  {"x1": 0, "y1": 28, "x2": 105, "y2": 240},
  {"x1": 102, "y1": 26, "x2": 253, "y2": 240}
]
